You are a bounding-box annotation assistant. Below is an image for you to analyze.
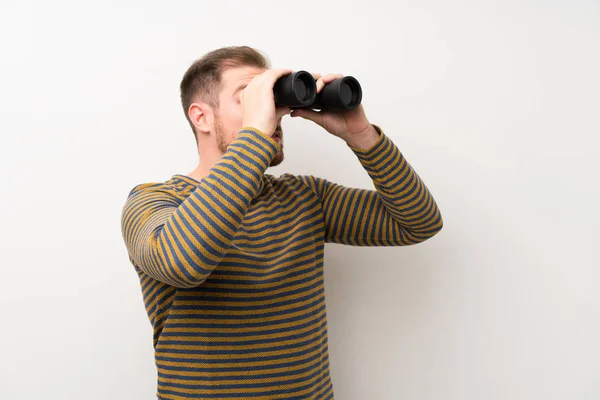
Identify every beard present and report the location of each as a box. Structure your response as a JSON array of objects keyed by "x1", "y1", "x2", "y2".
[{"x1": 215, "y1": 112, "x2": 284, "y2": 167}]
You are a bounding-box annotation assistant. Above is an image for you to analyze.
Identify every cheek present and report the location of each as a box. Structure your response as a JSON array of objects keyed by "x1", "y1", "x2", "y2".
[
  {"x1": 231, "y1": 102, "x2": 243, "y2": 119},
  {"x1": 222, "y1": 100, "x2": 242, "y2": 121},
  {"x1": 228, "y1": 108, "x2": 244, "y2": 131}
]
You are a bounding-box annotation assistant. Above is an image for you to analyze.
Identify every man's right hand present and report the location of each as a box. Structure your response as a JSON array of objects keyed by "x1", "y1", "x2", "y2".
[{"x1": 240, "y1": 68, "x2": 293, "y2": 138}]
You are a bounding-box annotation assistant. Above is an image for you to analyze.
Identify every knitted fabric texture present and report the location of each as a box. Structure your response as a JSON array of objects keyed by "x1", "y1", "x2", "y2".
[{"x1": 120, "y1": 125, "x2": 443, "y2": 399}]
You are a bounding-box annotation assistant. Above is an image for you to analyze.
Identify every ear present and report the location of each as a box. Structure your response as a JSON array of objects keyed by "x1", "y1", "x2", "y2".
[{"x1": 189, "y1": 102, "x2": 213, "y2": 134}]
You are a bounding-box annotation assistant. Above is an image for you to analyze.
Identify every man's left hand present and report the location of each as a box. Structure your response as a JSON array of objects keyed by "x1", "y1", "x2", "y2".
[{"x1": 290, "y1": 73, "x2": 377, "y2": 144}]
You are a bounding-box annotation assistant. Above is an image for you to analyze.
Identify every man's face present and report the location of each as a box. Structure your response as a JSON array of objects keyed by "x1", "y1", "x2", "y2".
[{"x1": 214, "y1": 65, "x2": 285, "y2": 167}]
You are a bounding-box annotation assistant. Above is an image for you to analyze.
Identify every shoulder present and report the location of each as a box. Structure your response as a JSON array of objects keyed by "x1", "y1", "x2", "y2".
[
  {"x1": 273, "y1": 172, "x2": 308, "y2": 186},
  {"x1": 277, "y1": 173, "x2": 329, "y2": 186},
  {"x1": 264, "y1": 173, "x2": 310, "y2": 190},
  {"x1": 126, "y1": 181, "x2": 162, "y2": 196},
  {"x1": 273, "y1": 173, "x2": 324, "y2": 198},
  {"x1": 124, "y1": 178, "x2": 184, "y2": 205}
]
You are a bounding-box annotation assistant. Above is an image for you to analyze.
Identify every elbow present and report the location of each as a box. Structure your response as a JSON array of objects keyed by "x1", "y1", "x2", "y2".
[
  {"x1": 427, "y1": 213, "x2": 444, "y2": 239},
  {"x1": 409, "y1": 214, "x2": 443, "y2": 244},
  {"x1": 431, "y1": 213, "x2": 444, "y2": 236},
  {"x1": 423, "y1": 207, "x2": 443, "y2": 237},
  {"x1": 409, "y1": 203, "x2": 443, "y2": 244}
]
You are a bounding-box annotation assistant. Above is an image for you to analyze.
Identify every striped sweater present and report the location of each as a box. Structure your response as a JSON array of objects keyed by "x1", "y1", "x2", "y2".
[{"x1": 120, "y1": 124, "x2": 443, "y2": 399}]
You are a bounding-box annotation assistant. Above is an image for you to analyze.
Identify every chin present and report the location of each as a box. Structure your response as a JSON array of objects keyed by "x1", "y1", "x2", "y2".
[{"x1": 270, "y1": 152, "x2": 284, "y2": 167}]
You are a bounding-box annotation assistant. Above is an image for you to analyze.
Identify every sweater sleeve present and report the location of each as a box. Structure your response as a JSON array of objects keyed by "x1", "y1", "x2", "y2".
[
  {"x1": 293, "y1": 124, "x2": 443, "y2": 246},
  {"x1": 120, "y1": 127, "x2": 279, "y2": 288}
]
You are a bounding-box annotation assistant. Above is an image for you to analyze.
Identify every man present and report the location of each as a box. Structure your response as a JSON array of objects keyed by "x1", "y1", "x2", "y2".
[{"x1": 120, "y1": 45, "x2": 443, "y2": 400}]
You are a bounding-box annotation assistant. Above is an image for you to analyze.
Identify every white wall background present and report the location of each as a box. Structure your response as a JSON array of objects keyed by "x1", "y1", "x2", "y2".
[{"x1": 1, "y1": 0, "x2": 598, "y2": 399}]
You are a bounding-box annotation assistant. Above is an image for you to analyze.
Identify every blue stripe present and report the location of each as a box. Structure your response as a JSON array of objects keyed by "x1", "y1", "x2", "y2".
[
  {"x1": 156, "y1": 332, "x2": 327, "y2": 357},
  {"x1": 210, "y1": 260, "x2": 321, "y2": 283},
  {"x1": 157, "y1": 350, "x2": 329, "y2": 374},
  {"x1": 208, "y1": 166, "x2": 256, "y2": 202},
  {"x1": 226, "y1": 211, "x2": 322, "y2": 250},
  {"x1": 156, "y1": 226, "x2": 194, "y2": 286},
  {"x1": 156, "y1": 339, "x2": 325, "y2": 365},
  {"x1": 158, "y1": 374, "x2": 328, "y2": 399},
  {"x1": 188, "y1": 177, "x2": 245, "y2": 227},
  {"x1": 158, "y1": 365, "x2": 324, "y2": 391},
  {"x1": 159, "y1": 311, "x2": 326, "y2": 338},
  {"x1": 353, "y1": 132, "x2": 389, "y2": 161},
  {"x1": 216, "y1": 240, "x2": 324, "y2": 269},
  {"x1": 158, "y1": 348, "x2": 324, "y2": 380},
  {"x1": 144, "y1": 281, "x2": 168, "y2": 309},
  {"x1": 158, "y1": 319, "x2": 327, "y2": 348},
  {"x1": 167, "y1": 295, "x2": 324, "y2": 322},
  {"x1": 179, "y1": 187, "x2": 240, "y2": 246},
  {"x1": 166, "y1": 303, "x2": 326, "y2": 329},
  {"x1": 226, "y1": 140, "x2": 271, "y2": 172},
  {"x1": 189, "y1": 265, "x2": 323, "y2": 295},
  {"x1": 164, "y1": 214, "x2": 215, "y2": 275}
]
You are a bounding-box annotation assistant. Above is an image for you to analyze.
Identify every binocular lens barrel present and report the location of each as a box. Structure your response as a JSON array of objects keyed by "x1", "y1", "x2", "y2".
[
  {"x1": 273, "y1": 71, "x2": 362, "y2": 111},
  {"x1": 311, "y1": 76, "x2": 362, "y2": 111},
  {"x1": 273, "y1": 70, "x2": 316, "y2": 108}
]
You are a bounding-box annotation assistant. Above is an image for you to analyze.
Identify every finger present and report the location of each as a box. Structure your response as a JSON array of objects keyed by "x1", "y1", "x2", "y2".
[
  {"x1": 290, "y1": 108, "x2": 323, "y2": 127},
  {"x1": 316, "y1": 73, "x2": 344, "y2": 93},
  {"x1": 322, "y1": 73, "x2": 344, "y2": 83},
  {"x1": 315, "y1": 77, "x2": 326, "y2": 94},
  {"x1": 264, "y1": 68, "x2": 294, "y2": 85}
]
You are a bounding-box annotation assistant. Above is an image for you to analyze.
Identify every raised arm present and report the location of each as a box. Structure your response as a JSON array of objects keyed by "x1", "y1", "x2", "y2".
[
  {"x1": 293, "y1": 125, "x2": 443, "y2": 246},
  {"x1": 120, "y1": 128, "x2": 278, "y2": 288}
]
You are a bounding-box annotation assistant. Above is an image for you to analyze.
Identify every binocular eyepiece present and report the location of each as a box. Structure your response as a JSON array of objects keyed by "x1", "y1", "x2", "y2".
[{"x1": 273, "y1": 70, "x2": 362, "y2": 111}]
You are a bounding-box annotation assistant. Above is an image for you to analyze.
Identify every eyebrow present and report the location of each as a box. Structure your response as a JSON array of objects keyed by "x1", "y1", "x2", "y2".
[{"x1": 233, "y1": 83, "x2": 248, "y2": 96}]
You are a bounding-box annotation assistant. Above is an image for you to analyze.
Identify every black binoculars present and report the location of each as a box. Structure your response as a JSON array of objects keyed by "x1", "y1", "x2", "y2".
[{"x1": 273, "y1": 70, "x2": 362, "y2": 111}]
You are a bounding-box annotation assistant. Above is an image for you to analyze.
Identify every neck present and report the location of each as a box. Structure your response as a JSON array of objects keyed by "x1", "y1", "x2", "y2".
[
  {"x1": 187, "y1": 145, "x2": 224, "y2": 182},
  {"x1": 186, "y1": 157, "x2": 266, "y2": 197}
]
